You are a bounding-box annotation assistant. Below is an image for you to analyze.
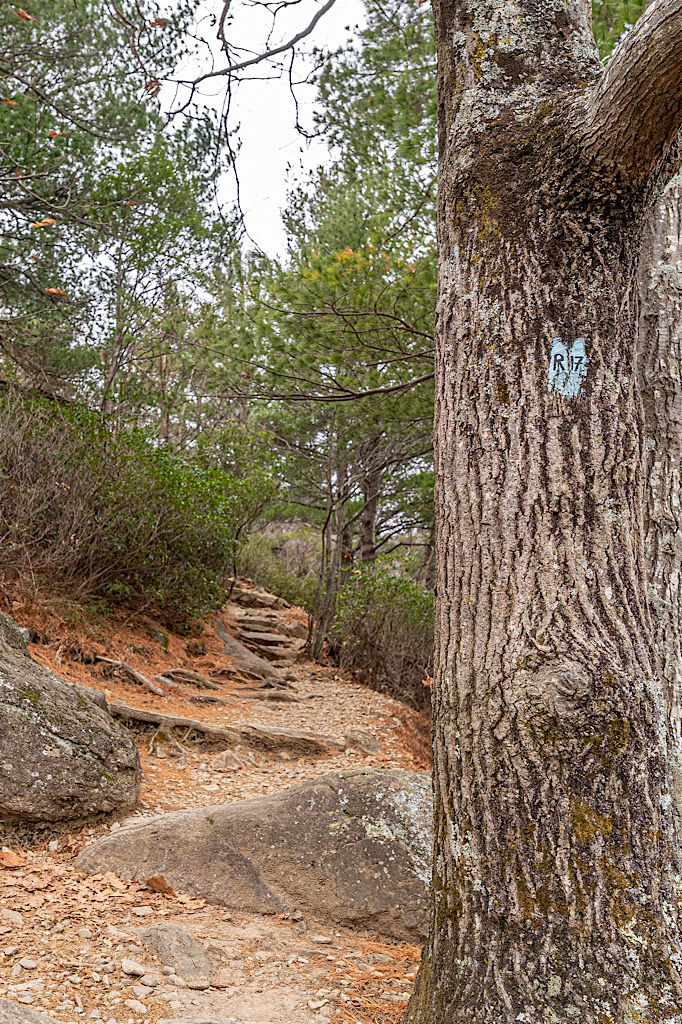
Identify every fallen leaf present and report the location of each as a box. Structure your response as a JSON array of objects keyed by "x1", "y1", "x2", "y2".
[
  {"x1": 15, "y1": 8, "x2": 34, "y2": 19},
  {"x1": 32, "y1": 218, "x2": 57, "y2": 228},
  {"x1": 45, "y1": 287, "x2": 67, "y2": 296},
  {"x1": 3, "y1": 99, "x2": 17, "y2": 107},
  {"x1": 145, "y1": 874, "x2": 176, "y2": 896},
  {"x1": 0, "y1": 850, "x2": 25, "y2": 868}
]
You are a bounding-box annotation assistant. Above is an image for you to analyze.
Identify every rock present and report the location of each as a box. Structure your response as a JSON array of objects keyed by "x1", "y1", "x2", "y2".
[
  {"x1": 134, "y1": 924, "x2": 213, "y2": 983},
  {"x1": 123, "y1": 999, "x2": 147, "y2": 1014},
  {"x1": 212, "y1": 750, "x2": 243, "y2": 772},
  {"x1": 0, "y1": 612, "x2": 140, "y2": 822},
  {"x1": 17, "y1": 960, "x2": 36, "y2": 970},
  {"x1": 139, "y1": 976, "x2": 161, "y2": 987},
  {"x1": 229, "y1": 586, "x2": 279, "y2": 609},
  {"x1": 214, "y1": 619, "x2": 286, "y2": 684},
  {"x1": 133, "y1": 906, "x2": 153, "y2": 917},
  {"x1": 186, "y1": 979, "x2": 210, "y2": 991},
  {"x1": 0, "y1": 1000, "x2": 53, "y2": 1024},
  {"x1": 1, "y1": 911, "x2": 22, "y2": 926},
  {"x1": 77, "y1": 928, "x2": 92, "y2": 939},
  {"x1": 282, "y1": 621, "x2": 308, "y2": 640},
  {"x1": 344, "y1": 728, "x2": 382, "y2": 756},
  {"x1": 236, "y1": 631, "x2": 292, "y2": 646},
  {"x1": 76, "y1": 769, "x2": 433, "y2": 941},
  {"x1": 121, "y1": 959, "x2": 146, "y2": 976}
]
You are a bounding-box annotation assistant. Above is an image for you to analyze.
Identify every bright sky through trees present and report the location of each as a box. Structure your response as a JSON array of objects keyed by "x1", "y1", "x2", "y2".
[{"x1": 163, "y1": 0, "x2": 365, "y2": 254}]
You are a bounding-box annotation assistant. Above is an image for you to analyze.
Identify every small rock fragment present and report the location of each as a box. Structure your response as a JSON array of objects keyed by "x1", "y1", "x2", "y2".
[
  {"x1": 18, "y1": 959, "x2": 37, "y2": 969},
  {"x1": 47, "y1": 841, "x2": 59, "y2": 852},
  {"x1": 123, "y1": 999, "x2": 147, "y2": 1014},
  {"x1": 132, "y1": 907, "x2": 153, "y2": 917},
  {"x1": 121, "y1": 960, "x2": 146, "y2": 977},
  {"x1": 138, "y1": 976, "x2": 160, "y2": 988},
  {"x1": 1, "y1": 910, "x2": 22, "y2": 927},
  {"x1": 311, "y1": 935, "x2": 333, "y2": 944},
  {"x1": 186, "y1": 979, "x2": 209, "y2": 991},
  {"x1": 77, "y1": 928, "x2": 92, "y2": 939},
  {"x1": 344, "y1": 728, "x2": 382, "y2": 756}
]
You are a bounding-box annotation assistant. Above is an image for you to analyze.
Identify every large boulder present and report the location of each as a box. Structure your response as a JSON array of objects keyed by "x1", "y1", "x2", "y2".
[
  {"x1": 0, "y1": 612, "x2": 141, "y2": 821},
  {"x1": 77, "y1": 768, "x2": 432, "y2": 941},
  {"x1": 0, "y1": 1000, "x2": 54, "y2": 1024}
]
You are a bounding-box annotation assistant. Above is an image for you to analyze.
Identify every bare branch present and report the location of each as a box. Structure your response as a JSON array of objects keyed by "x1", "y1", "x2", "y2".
[
  {"x1": 177, "y1": 0, "x2": 338, "y2": 86},
  {"x1": 581, "y1": 0, "x2": 682, "y2": 182}
]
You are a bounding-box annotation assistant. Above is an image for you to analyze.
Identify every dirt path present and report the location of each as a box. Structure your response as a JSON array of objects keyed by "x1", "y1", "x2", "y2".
[{"x1": 0, "y1": 589, "x2": 430, "y2": 1024}]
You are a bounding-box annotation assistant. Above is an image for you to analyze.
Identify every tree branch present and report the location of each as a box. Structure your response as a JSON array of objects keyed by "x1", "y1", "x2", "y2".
[
  {"x1": 176, "y1": 0, "x2": 338, "y2": 86},
  {"x1": 581, "y1": 0, "x2": 682, "y2": 182}
]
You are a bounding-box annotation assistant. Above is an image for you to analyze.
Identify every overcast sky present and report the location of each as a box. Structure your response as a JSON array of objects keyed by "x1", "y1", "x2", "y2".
[{"x1": 166, "y1": 0, "x2": 365, "y2": 256}]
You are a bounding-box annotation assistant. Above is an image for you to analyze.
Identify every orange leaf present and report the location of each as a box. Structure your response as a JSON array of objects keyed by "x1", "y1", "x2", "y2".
[
  {"x1": 48, "y1": 130, "x2": 68, "y2": 138},
  {"x1": 31, "y1": 218, "x2": 57, "y2": 228},
  {"x1": 144, "y1": 79, "x2": 160, "y2": 97},
  {"x1": 45, "y1": 287, "x2": 67, "y2": 296},
  {"x1": 145, "y1": 874, "x2": 176, "y2": 896},
  {"x1": 150, "y1": 17, "x2": 167, "y2": 26},
  {"x1": 15, "y1": 8, "x2": 34, "y2": 19},
  {"x1": 3, "y1": 99, "x2": 17, "y2": 107},
  {"x1": 0, "y1": 850, "x2": 26, "y2": 869}
]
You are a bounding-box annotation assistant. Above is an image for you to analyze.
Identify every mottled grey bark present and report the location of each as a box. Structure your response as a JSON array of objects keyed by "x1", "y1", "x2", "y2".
[
  {"x1": 404, "y1": 1, "x2": 682, "y2": 1021},
  {"x1": 639, "y1": 177, "x2": 682, "y2": 745}
]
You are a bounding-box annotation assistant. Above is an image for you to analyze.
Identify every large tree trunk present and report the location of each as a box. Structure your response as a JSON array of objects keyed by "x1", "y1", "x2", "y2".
[
  {"x1": 404, "y1": 1, "x2": 682, "y2": 1020},
  {"x1": 639, "y1": 177, "x2": 682, "y2": 744}
]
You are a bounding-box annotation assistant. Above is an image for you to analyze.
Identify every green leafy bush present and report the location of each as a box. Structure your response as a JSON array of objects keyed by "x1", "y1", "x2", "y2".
[
  {"x1": 332, "y1": 562, "x2": 433, "y2": 711},
  {"x1": 0, "y1": 390, "x2": 275, "y2": 622},
  {"x1": 237, "y1": 525, "x2": 320, "y2": 611}
]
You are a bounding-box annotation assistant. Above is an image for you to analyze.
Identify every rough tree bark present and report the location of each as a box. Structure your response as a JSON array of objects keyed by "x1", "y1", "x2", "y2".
[
  {"x1": 639, "y1": 177, "x2": 682, "y2": 745},
  {"x1": 404, "y1": 1, "x2": 682, "y2": 1021}
]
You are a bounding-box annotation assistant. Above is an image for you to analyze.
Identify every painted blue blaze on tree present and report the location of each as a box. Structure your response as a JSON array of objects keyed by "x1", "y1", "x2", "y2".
[{"x1": 548, "y1": 337, "x2": 588, "y2": 398}]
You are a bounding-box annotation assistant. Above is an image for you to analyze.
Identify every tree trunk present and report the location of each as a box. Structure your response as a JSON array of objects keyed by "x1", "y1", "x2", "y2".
[
  {"x1": 360, "y1": 464, "x2": 381, "y2": 562},
  {"x1": 405, "y1": 1, "x2": 682, "y2": 1020},
  {"x1": 639, "y1": 176, "x2": 682, "y2": 744}
]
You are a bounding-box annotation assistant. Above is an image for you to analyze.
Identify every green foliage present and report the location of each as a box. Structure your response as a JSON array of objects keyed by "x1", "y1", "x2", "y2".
[
  {"x1": 237, "y1": 526, "x2": 320, "y2": 611},
  {"x1": 592, "y1": 0, "x2": 645, "y2": 58},
  {"x1": 333, "y1": 561, "x2": 433, "y2": 711},
  {"x1": 0, "y1": 391, "x2": 275, "y2": 622}
]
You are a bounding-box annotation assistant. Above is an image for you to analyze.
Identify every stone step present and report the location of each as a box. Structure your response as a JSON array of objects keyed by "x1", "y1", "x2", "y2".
[{"x1": 236, "y1": 630, "x2": 295, "y2": 646}]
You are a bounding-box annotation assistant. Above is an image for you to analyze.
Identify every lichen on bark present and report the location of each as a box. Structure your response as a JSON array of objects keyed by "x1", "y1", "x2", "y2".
[{"x1": 403, "y1": 0, "x2": 682, "y2": 1021}]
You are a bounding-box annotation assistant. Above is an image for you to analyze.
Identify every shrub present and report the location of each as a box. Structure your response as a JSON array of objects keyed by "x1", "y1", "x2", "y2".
[
  {"x1": 237, "y1": 525, "x2": 320, "y2": 611},
  {"x1": 0, "y1": 390, "x2": 275, "y2": 622},
  {"x1": 332, "y1": 562, "x2": 433, "y2": 712}
]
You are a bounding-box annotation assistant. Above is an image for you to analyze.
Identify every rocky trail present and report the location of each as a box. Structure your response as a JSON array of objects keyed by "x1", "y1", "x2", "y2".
[{"x1": 0, "y1": 583, "x2": 431, "y2": 1024}]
